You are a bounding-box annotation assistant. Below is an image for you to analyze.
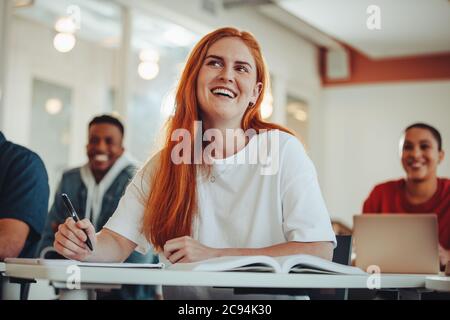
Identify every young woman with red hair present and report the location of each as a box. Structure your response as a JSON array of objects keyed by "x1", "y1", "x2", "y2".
[{"x1": 54, "y1": 27, "x2": 336, "y2": 298}]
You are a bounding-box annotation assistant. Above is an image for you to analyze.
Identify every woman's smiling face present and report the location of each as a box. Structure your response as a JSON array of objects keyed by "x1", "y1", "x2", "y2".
[
  {"x1": 196, "y1": 37, "x2": 262, "y2": 128},
  {"x1": 401, "y1": 127, "x2": 444, "y2": 182}
]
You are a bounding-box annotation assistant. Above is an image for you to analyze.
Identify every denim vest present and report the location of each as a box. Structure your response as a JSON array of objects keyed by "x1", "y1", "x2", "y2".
[{"x1": 38, "y1": 165, "x2": 158, "y2": 300}]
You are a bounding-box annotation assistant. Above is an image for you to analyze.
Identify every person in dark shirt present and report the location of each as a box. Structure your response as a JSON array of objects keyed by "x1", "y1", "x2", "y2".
[{"x1": 0, "y1": 131, "x2": 49, "y2": 260}]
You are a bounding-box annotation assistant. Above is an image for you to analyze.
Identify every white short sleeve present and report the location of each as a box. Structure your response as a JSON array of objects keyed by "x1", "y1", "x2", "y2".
[
  {"x1": 104, "y1": 165, "x2": 153, "y2": 254},
  {"x1": 280, "y1": 135, "x2": 337, "y2": 247}
]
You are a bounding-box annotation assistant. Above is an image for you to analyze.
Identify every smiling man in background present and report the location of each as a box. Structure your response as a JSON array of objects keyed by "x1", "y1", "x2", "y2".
[{"x1": 38, "y1": 114, "x2": 159, "y2": 300}]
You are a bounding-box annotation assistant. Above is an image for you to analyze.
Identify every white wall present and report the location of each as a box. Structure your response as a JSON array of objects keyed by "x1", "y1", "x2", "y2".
[
  {"x1": 322, "y1": 80, "x2": 450, "y2": 227},
  {"x1": 0, "y1": 1, "x2": 13, "y2": 127},
  {"x1": 3, "y1": 16, "x2": 116, "y2": 167}
]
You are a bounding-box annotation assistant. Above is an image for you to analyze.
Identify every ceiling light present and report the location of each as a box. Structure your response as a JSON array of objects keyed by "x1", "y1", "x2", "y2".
[
  {"x1": 287, "y1": 101, "x2": 308, "y2": 121},
  {"x1": 138, "y1": 61, "x2": 160, "y2": 80},
  {"x1": 53, "y1": 33, "x2": 76, "y2": 53},
  {"x1": 45, "y1": 98, "x2": 63, "y2": 115},
  {"x1": 294, "y1": 110, "x2": 307, "y2": 122}
]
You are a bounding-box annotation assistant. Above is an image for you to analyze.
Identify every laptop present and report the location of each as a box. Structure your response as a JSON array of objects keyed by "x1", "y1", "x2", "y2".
[{"x1": 353, "y1": 214, "x2": 440, "y2": 274}]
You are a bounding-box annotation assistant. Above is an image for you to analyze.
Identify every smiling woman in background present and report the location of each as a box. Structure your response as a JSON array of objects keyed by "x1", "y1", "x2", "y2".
[{"x1": 363, "y1": 123, "x2": 449, "y2": 268}]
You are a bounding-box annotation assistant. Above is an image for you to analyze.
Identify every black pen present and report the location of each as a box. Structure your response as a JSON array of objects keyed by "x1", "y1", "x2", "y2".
[{"x1": 61, "y1": 193, "x2": 94, "y2": 251}]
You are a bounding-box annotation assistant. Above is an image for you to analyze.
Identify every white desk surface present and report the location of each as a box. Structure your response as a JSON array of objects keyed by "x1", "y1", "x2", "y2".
[
  {"x1": 4, "y1": 262, "x2": 431, "y2": 289},
  {"x1": 0, "y1": 262, "x2": 5, "y2": 273},
  {"x1": 425, "y1": 276, "x2": 450, "y2": 292}
]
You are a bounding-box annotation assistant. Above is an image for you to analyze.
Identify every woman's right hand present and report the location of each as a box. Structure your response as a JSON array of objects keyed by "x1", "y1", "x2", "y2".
[
  {"x1": 54, "y1": 217, "x2": 96, "y2": 261},
  {"x1": 439, "y1": 245, "x2": 450, "y2": 268}
]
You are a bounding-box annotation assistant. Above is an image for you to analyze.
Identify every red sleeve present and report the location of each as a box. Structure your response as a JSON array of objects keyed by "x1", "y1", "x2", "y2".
[{"x1": 362, "y1": 186, "x2": 381, "y2": 213}]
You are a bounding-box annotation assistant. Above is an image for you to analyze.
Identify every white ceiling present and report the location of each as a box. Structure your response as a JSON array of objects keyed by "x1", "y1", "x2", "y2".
[
  {"x1": 277, "y1": 0, "x2": 450, "y2": 59},
  {"x1": 15, "y1": 0, "x2": 450, "y2": 59}
]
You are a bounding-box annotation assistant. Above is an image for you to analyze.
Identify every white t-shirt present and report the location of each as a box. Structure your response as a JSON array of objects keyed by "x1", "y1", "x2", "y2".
[{"x1": 104, "y1": 130, "x2": 336, "y2": 298}]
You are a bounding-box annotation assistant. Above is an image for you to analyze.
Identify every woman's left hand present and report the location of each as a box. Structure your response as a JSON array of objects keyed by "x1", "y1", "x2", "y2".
[{"x1": 163, "y1": 236, "x2": 220, "y2": 263}]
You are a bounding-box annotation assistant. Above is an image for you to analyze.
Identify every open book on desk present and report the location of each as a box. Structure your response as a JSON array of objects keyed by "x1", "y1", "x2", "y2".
[
  {"x1": 6, "y1": 255, "x2": 365, "y2": 274},
  {"x1": 168, "y1": 254, "x2": 366, "y2": 275},
  {"x1": 5, "y1": 258, "x2": 164, "y2": 269}
]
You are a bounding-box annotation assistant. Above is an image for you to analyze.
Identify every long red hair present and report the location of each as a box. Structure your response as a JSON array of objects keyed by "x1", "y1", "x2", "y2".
[{"x1": 143, "y1": 27, "x2": 294, "y2": 251}]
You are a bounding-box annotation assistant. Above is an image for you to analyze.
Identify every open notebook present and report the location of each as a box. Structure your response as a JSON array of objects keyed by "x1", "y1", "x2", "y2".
[
  {"x1": 5, "y1": 258, "x2": 164, "y2": 269},
  {"x1": 168, "y1": 254, "x2": 366, "y2": 275}
]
